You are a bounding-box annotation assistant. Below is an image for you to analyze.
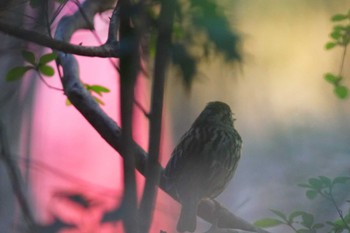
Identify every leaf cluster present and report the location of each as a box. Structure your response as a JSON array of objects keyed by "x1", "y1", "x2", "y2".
[
  {"x1": 146, "y1": 0, "x2": 241, "y2": 89},
  {"x1": 255, "y1": 176, "x2": 350, "y2": 233},
  {"x1": 324, "y1": 9, "x2": 350, "y2": 100},
  {"x1": 325, "y1": 10, "x2": 350, "y2": 50},
  {"x1": 299, "y1": 176, "x2": 350, "y2": 233},
  {"x1": 66, "y1": 84, "x2": 110, "y2": 106},
  {"x1": 255, "y1": 209, "x2": 323, "y2": 233},
  {"x1": 5, "y1": 50, "x2": 110, "y2": 106},
  {"x1": 324, "y1": 73, "x2": 348, "y2": 99},
  {"x1": 174, "y1": 0, "x2": 241, "y2": 88},
  {"x1": 6, "y1": 50, "x2": 57, "y2": 81},
  {"x1": 84, "y1": 84, "x2": 110, "y2": 106},
  {"x1": 298, "y1": 176, "x2": 350, "y2": 201}
]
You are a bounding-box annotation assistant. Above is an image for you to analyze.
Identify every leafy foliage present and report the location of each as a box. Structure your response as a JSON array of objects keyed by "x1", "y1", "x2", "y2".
[
  {"x1": 6, "y1": 66, "x2": 33, "y2": 81},
  {"x1": 5, "y1": 50, "x2": 110, "y2": 106},
  {"x1": 324, "y1": 9, "x2": 350, "y2": 99},
  {"x1": 255, "y1": 209, "x2": 324, "y2": 232},
  {"x1": 142, "y1": 0, "x2": 241, "y2": 89},
  {"x1": 147, "y1": 0, "x2": 241, "y2": 89},
  {"x1": 255, "y1": 176, "x2": 350, "y2": 233},
  {"x1": 6, "y1": 50, "x2": 57, "y2": 81},
  {"x1": 84, "y1": 84, "x2": 111, "y2": 106}
]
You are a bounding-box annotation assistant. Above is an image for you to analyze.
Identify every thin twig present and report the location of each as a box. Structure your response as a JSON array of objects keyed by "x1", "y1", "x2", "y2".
[
  {"x1": 49, "y1": 0, "x2": 69, "y2": 26},
  {"x1": 38, "y1": 73, "x2": 63, "y2": 91},
  {"x1": 338, "y1": 45, "x2": 348, "y2": 77},
  {"x1": 326, "y1": 186, "x2": 350, "y2": 232},
  {"x1": 134, "y1": 98, "x2": 150, "y2": 118}
]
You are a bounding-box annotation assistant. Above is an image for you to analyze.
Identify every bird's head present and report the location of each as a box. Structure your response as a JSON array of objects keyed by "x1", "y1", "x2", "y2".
[{"x1": 193, "y1": 101, "x2": 234, "y2": 127}]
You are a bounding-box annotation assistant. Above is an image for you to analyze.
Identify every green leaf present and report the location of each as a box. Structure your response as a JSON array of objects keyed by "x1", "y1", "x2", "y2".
[
  {"x1": 39, "y1": 65, "x2": 55, "y2": 77},
  {"x1": 21, "y1": 50, "x2": 36, "y2": 65},
  {"x1": 324, "y1": 73, "x2": 340, "y2": 84},
  {"x1": 172, "y1": 43, "x2": 198, "y2": 89},
  {"x1": 325, "y1": 42, "x2": 337, "y2": 50},
  {"x1": 319, "y1": 176, "x2": 332, "y2": 187},
  {"x1": 39, "y1": 52, "x2": 57, "y2": 64},
  {"x1": 333, "y1": 25, "x2": 346, "y2": 31},
  {"x1": 306, "y1": 190, "x2": 318, "y2": 200},
  {"x1": 5, "y1": 66, "x2": 32, "y2": 81},
  {"x1": 333, "y1": 176, "x2": 350, "y2": 184},
  {"x1": 65, "y1": 98, "x2": 72, "y2": 106},
  {"x1": 334, "y1": 85, "x2": 348, "y2": 99},
  {"x1": 254, "y1": 218, "x2": 283, "y2": 228},
  {"x1": 288, "y1": 211, "x2": 306, "y2": 222},
  {"x1": 308, "y1": 178, "x2": 323, "y2": 190},
  {"x1": 270, "y1": 209, "x2": 287, "y2": 221},
  {"x1": 188, "y1": 0, "x2": 241, "y2": 61},
  {"x1": 173, "y1": 23, "x2": 185, "y2": 41},
  {"x1": 329, "y1": 218, "x2": 348, "y2": 231},
  {"x1": 301, "y1": 212, "x2": 314, "y2": 228},
  {"x1": 331, "y1": 14, "x2": 348, "y2": 22},
  {"x1": 88, "y1": 85, "x2": 110, "y2": 96},
  {"x1": 330, "y1": 31, "x2": 341, "y2": 40}
]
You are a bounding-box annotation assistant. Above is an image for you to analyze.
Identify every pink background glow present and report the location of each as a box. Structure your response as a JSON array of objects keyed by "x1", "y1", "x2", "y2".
[{"x1": 29, "y1": 12, "x2": 178, "y2": 233}]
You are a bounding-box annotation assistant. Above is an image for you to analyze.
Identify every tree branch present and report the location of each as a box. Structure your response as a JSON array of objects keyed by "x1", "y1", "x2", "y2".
[
  {"x1": 118, "y1": 0, "x2": 139, "y2": 232},
  {"x1": 0, "y1": 20, "x2": 120, "y2": 57},
  {"x1": 139, "y1": 0, "x2": 175, "y2": 231}
]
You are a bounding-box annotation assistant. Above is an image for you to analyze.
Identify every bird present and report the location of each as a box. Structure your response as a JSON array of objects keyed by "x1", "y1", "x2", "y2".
[{"x1": 164, "y1": 101, "x2": 242, "y2": 232}]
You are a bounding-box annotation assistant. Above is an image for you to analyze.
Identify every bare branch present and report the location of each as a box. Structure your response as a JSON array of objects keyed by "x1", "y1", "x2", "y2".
[{"x1": 0, "y1": 20, "x2": 120, "y2": 57}]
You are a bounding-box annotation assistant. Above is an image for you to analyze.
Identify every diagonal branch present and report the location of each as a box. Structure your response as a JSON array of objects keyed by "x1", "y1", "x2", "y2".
[{"x1": 0, "y1": 21, "x2": 119, "y2": 57}]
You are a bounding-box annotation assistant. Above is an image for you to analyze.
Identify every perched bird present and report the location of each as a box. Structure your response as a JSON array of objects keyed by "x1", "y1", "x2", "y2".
[{"x1": 164, "y1": 101, "x2": 242, "y2": 232}]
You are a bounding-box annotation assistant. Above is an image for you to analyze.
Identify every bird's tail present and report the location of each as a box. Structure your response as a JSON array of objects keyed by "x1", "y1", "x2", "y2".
[{"x1": 176, "y1": 201, "x2": 197, "y2": 232}]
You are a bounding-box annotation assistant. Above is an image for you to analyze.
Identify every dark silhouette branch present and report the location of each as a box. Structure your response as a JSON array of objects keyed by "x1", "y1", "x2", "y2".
[
  {"x1": 139, "y1": 0, "x2": 175, "y2": 231},
  {"x1": 118, "y1": 0, "x2": 139, "y2": 232},
  {"x1": 0, "y1": 20, "x2": 120, "y2": 57},
  {"x1": 107, "y1": 4, "x2": 120, "y2": 44}
]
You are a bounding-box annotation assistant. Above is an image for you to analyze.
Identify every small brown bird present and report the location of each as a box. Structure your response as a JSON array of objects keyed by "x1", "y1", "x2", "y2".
[{"x1": 164, "y1": 101, "x2": 242, "y2": 232}]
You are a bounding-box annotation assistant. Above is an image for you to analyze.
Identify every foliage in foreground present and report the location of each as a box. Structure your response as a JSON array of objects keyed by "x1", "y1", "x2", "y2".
[
  {"x1": 255, "y1": 176, "x2": 350, "y2": 233},
  {"x1": 324, "y1": 9, "x2": 350, "y2": 99}
]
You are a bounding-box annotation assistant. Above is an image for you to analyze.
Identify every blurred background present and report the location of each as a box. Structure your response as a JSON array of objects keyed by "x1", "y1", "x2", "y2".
[
  {"x1": 166, "y1": 1, "x2": 350, "y2": 232},
  {"x1": 0, "y1": 0, "x2": 350, "y2": 233}
]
